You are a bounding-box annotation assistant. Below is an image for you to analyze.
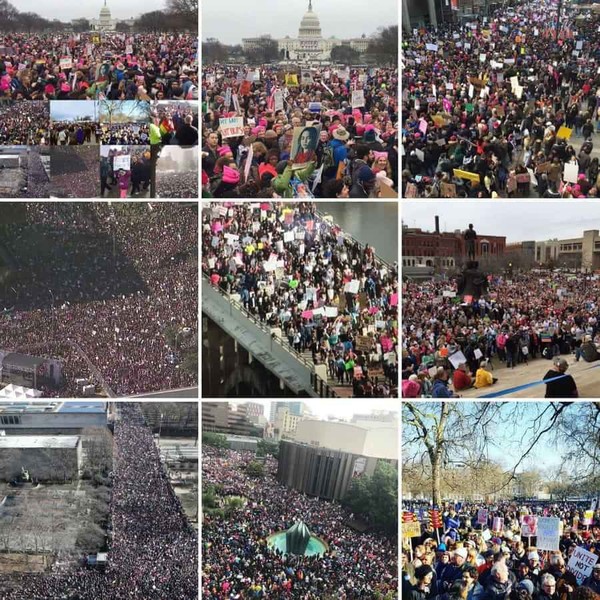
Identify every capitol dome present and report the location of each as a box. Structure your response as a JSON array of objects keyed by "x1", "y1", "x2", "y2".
[
  {"x1": 298, "y1": 1, "x2": 322, "y2": 39},
  {"x1": 100, "y1": 1, "x2": 111, "y2": 17}
]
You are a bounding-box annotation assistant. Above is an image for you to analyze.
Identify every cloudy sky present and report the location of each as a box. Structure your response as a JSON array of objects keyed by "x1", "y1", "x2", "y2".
[
  {"x1": 402, "y1": 202, "x2": 600, "y2": 243},
  {"x1": 12, "y1": 0, "x2": 161, "y2": 21},
  {"x1": 50, "y1": 100, "x2": 99, "y2": 121},
  {"x1": 202, "y1": 0, "x2": 398, "y2": 44},
  {"x1": 232, "y1": 399, "x2": 398, "y2": 422}
]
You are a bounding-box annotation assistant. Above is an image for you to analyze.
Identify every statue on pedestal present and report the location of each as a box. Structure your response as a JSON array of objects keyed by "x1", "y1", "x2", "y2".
[
  {"x1": 285, "y1": 521, "x2": 311, "y2": 555},
  {"x1": 464, "y1": 223, "x2": 477, "y2": 261}
]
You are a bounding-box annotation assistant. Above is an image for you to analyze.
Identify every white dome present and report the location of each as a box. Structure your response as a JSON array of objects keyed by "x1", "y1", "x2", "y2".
[{"x1": 299, "y1": 2, "x2": 322, "y2": 39}]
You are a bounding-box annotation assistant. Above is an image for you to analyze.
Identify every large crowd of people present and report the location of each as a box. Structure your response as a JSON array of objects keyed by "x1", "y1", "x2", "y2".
[
  {"x1": 202, "y1": 202, "x2": 398, "y2": 396},
  {"x1": 402, "y1": 269, "x2": 600, "y2": 397},
  {"x1": 50, "y1": 122, "x2": 101, "y2": 145},
  {"x1": 0, "y1": 403, "x2": 198, "y2": 599},
  {"x1": 401, "y1": 0, "x2": 600, "y2": 197},
  {"x1": 0, "y1": 33, "x2": 197, "y2": 101},
  {"x1": 403, "y1": 501, "x2": 600, "y2": 600},
  {"x1": 203, "y1": 446, "x2": 398, "y2": 599},
  {"x1": 202, "y1": 65, "x2": 398, "y2": 198},
  {"x1": 0, "y1": 203, "x2": 198, "y2": 396},
  {"x1": 49, "y1": 145, "x2": 100, "y2": 197},
  {"x1": 0, "y1": 101, "x2": 49, "y2": 144},
  {"x1": 157, "y1": 170, "x2": 198, "y2": 198},
  {"x1": 99, "y1": 123, "x2": 149, "y2": 146}
]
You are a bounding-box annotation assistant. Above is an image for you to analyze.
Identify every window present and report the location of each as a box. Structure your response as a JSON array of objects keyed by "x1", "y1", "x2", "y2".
[{"x1": 1, "y1": 415, "x2": 21, "y2": 425}]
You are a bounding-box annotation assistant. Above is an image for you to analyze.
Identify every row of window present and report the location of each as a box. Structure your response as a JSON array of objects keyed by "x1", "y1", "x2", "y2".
[
  {"x1": 403, "y1": 258, "x2": 455, "y2": 267},
  {"x1": 0, "y1": 415, "x2": 21, "y2": 425}
]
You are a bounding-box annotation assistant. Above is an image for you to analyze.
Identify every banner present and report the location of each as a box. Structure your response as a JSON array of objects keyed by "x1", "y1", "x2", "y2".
[{"x1": 219, "y1": 117, "x2": 245, "y2": 139}]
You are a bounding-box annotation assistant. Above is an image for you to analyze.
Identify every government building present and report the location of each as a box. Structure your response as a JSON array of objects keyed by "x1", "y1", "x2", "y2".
[
  {"x1": 242, "y1": 1, "x2": 372, "y2": 63},
  {"x1": 87, "y1": 1, "x2": 136, "y2": 32}
]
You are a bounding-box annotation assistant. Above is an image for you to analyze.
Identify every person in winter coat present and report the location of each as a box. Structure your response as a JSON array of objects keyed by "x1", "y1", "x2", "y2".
[{"x1": 483, "y1": 562, "x2": 512, "y2": 600}]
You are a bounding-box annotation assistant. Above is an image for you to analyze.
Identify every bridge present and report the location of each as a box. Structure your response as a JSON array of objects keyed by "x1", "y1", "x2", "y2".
[{"x1": 202, "y1": 277, "x2": 337, "y2": 398}]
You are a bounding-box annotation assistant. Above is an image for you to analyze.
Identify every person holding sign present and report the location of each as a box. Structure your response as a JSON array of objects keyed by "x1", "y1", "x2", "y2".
[{"x1": 291, "y1": 126, "x2": 319, "y2": 166}]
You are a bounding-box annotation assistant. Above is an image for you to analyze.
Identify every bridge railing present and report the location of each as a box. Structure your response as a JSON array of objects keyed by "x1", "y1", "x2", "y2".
[
  {"x1": 310, "y1": 372, "x2": 338, "y2": 398},
  {"x1": 202, "y1": 270, "x2": 338, "y2": 398}
]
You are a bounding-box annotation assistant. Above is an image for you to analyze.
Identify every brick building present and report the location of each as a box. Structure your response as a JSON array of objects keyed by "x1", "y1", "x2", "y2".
[{"x1": 402, "y1": 217, "x2": 506, "y2": 270}]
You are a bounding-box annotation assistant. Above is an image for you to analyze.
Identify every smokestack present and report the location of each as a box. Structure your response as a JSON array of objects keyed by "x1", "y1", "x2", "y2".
[{"x1": 435, "y1": 216, "x2": 440, "y2": 234}]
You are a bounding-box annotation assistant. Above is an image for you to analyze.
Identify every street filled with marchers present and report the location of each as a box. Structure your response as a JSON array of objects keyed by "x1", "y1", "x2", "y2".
[
  {"x1": 401, "y1": 0, "x2": 600, "y2": 197},
  {"x1": 203, "y1": 202, "x2": 398, "y2": 396},
  {"x1": 0, "y1": 403, "x2": 198, "y2": 599},
  {"x1": 202, "y1": 446, "x2": 397, "y2": 599},
  {"x1": 403, "y1": 502, "x2": 600, "y2": 600},
  {"x1": 202, "y1": 65, "x2": 398, "y2": 198},
  {"x1": 0, "y1": 203, "x2": 197, "y2": 396},
  {"x1": 402, "y1": 271, "x2": 600, "y2": 398}
]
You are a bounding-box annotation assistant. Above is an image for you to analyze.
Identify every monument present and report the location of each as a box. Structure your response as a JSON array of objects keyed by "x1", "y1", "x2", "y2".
[
  {"x1": 267, "y1": 520, "x2": 328, "y2": 557},
  {"x1": 285, "y1": 520, "x2": 311, "y2": 555}
]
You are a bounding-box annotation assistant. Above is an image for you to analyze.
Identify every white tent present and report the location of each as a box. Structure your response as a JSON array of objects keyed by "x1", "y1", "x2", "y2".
[{"x1": 0, "y1": 384, "x2": 43, "y2": 399}]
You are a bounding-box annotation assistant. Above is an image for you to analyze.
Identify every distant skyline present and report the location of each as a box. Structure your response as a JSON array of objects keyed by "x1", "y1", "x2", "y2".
[
  {"x1": 232, "y1": 399, "x2": 399, "y2": 422},
  {"x1": 403, "y1": 202, "x2": 600, "y2": 243},
  {"x1": 10, "y1": 0, "x2": 160, "y2": 21},
  {"x1": 202, "y1": 0, "x2": 398, "y2": 44}
]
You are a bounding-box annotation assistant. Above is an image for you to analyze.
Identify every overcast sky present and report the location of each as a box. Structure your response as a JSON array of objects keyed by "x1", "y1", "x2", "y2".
[
  {"x1": 232, "y1": 399, "x2": 398, "y2": 422},
  {"x1": 402, "y1": 202, "x2": 600, "y2": 243},
  {"x1": 12, "y1": 0, "x2": 161, "y2": 21},
  {"x1": 202, "y1": 0, "x2": 398, "y2": 44},
  {"x1": 51, "y1": 100, "x2": 99, "y2": 121}
]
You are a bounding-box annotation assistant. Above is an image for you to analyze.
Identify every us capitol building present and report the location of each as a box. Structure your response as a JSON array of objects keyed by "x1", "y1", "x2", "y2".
[
  {"x1": 85, "y1": 0, "x2": 136, "y2": 32},
  {"x1": 242, "y1": 1, "x2": 372, "y2": 63}
]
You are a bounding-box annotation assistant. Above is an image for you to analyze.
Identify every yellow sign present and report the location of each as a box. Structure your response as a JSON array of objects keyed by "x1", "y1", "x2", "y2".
[
  {"x1": 556, "y1": 126, "x2": 573, "y2": 139},
  {"x1": 432, "y1": 115, "x2": 446, "y2": 127},
  {"x1": 454, "y1": 169, "x2": 481, "y2": 183},
  {"x1": 92, "y1": 34, "x2": 101, "y2": 44},
  {"x1": 402, "y1": 521, "x2": 422, "y2": 538},
  {"x1": 285, "y1": 73, "x2": 299, "y2": 86}
]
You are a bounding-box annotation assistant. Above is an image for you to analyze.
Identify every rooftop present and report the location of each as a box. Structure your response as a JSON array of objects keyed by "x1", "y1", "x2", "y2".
[
  {"x1": 0, "y1": 401, "x2": 106, "y2": 414},
  {"x1": 0, "y1": 435, "x2": 80, "y2": 449}
]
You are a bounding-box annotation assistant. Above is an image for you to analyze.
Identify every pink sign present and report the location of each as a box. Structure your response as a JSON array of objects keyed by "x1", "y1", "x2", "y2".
[
  {"x1": 301, "y1": 310, "x2": 313, "y2": 319},
  {"x1": 390, "y1": 293, "x2": 398, "y2": 306},
  {"x1": 211, "y1": 222, "x2": 223, "y2": 233}
]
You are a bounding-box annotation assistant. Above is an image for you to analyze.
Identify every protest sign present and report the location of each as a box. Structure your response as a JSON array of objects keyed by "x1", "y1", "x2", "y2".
[
  {"x1": 536, "y1": 517, "x2": 561, "y2": 551},
  {"x1": 567, "y1": 546, "x2": 598, "y2": 584},
  {"x1": 355, "y1": 336, "x2": 372, "y2": 351},
  {"x1": 425, "y1": 43, "x2": 439, "y2": 52},
  {"x1": 351, "y1": 90, "x2": 365, "y2": 108},
  {"x1": 521, "y1": 515, "x2": 538, "y2": 537},
  {"x1": 583, "y1": 510, "x2": 594, "y2": 525},
  {"x1": 285, "y1": 73, "x2": 299, "y2": 86},
  {"x1": 557, "y1": 126, "x2": 573, "y2": 139},
  {"x1": 403, "y1": 521, "x2": 421, "y2": 538},
  {"x1": 325, "y1": 306, "x2": 338, "y2": 318},
  {"x1": 563, "y1": 162, "x2": 578, "y2": 184},
  {"x1": 244, "y1": 143, "x2": 253, "y2": 182},
  {"x1": 113, "y1": 155, "x2": 130, "y2": 171},
  {"x1": 290, "y1": 126, "x2": 319, "y2": 168},
  {"x1": 442, "y1": 291, "x2": 457, "y2": 298},
  {"x1": 477, "y1": 509, "x2": 488, "y2": 525},
  {"x1": 448, "y1": 350, "x2": 467, "y2": 369},
  {"x1": 492, "y1": 517, "x2": 504, "y2": 532},
  {"x1": 440, "y1": 182, "x2": 456, "y2": 197},
  {"x1": 219, "y1": 117, "x2": 244, "y2": 139},
  {"x1": 60, "y1": 57, "x2": 73, "y2": 70},
  {"x1": 344, "y1": 280, "x2": 360, "y2": 294},
  {"x1": 273, "y1": 90, "x2": 284, "y2": 112},
  {"x1": 453, "y1": 169, "x2": 480, "y2": 183}
]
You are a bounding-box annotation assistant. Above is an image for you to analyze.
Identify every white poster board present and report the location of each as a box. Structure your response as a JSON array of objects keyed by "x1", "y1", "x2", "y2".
[
  {"x1": 567, "y1": 546, "x2": 598, "y2": 584},
  {"x1": 113, "y1": 155, "x2": 130, "y2": 171},
  {"x1": 536, "y1": 517, "x2": 561, "y2": 551}
]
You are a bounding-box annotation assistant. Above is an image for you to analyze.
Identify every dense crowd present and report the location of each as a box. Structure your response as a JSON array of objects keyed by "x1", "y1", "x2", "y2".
[
  {"x1": 0, "y1": 33, "x2": 197, "y2": 100},
  {"x1": 402, "y1": 269, "x2": 600, "y2": 398},
  {"x1": 202, "y1": 65, "x2": 398, "y2": 198},
  {"x1": 0, "y1": 403, "x2": 198, "y2": 599},
  {"x1": 51, "y1": 122, "x2": 101, "y2": 145},
  {"x1": 401, "y1": 0, "x2": 600, "y2": 197},
  {"x1": 99, "y1": 123, "x2": 149, "y2": 145},
  {"x1": 153, "y1": 101, "x2": 199, "y2": 145},
  {"x1": 157, "y1": 171, "x2": 198, "y2": 198},
  {"x1": 0, "y1": 203, "x2": 198, "y2": 396},
  {"x1": 0, "y1": 100, "x2": 49, "y2": 144},
  {"x1": 203, "y1": 446, "x2": 398, "y2": 599},
  {"x1": 403, "y1": 501, "x2": 600, "y2": 600},
  {"x1": 49, "y1": 145, "x2": 100, "y2": 197},
  {"x1": 202, "y1": 202, "x2": 398, "y2": 396}
]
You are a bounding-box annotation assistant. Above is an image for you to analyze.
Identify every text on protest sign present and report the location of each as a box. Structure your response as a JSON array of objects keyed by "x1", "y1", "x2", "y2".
[
  {"x1": 113, "y1": 155, "x2": 131, "y2": 171},
  {"x1": 520, "y1": 515, "x2": 538, "y2": 537},
  {"x1": 351, "y1": 90, "x2": 365, "y2": 108},
  {"x1": 60, "y1": 57, "x2": 73, "y2": 70},
  {"x1": 536, "y1": 517, "x2": 561, "y2": 551},
  {"x1": 567, "y1": 546, "x2": 598, "y2": 584},
  {"x1": 219, "y1": 117, "x2": 245, "y2": 139},
  {"x1": 402, "y1": 521, "x2": 421, "y2": 538}
]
